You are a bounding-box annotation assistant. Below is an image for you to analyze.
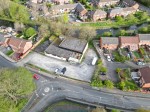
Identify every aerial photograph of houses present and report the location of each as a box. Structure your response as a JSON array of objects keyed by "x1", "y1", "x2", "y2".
[{"x1": 1, "y1": 0, "x2": 150, "y2": 112}]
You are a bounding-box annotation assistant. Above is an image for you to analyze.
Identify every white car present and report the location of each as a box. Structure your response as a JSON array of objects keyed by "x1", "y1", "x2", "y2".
[
  {"x1": 55, "y1": 68, "x2": 59, "y2": 74},
  {"x1": 107, "y1": 55, "x2": 111, "y2": 61}
]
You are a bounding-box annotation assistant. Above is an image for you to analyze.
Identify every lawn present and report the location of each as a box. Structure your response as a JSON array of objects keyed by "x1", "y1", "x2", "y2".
[{"x1": 133, "y1": 51, "x2": 142, "y2": 58}]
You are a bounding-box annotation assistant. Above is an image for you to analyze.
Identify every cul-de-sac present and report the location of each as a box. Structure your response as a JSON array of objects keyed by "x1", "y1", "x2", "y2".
[{"x1": 0, "y1": 0, "x2": 150, "y2": 112}]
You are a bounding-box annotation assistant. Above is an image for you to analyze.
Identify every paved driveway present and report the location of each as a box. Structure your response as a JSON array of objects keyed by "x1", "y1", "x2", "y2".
[{"x1": 26, "y1": 49, "x2": 97, "y2": 82}]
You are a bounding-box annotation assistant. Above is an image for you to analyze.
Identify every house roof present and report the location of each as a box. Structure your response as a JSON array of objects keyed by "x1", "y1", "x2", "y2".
[
  {"x1": 59, "y1": 37, "x2": 87, "y2": 53},
  {"x1": 123, "y1": 0, "x2": 137, "y2": 6},
  {"x1": 51, "y1": 3, "x2": 78, "y2": 10},
  {"x1": 45, "y1": 44, "x2": 73, "y2": 58},
  {"x1": 96, "y1": 0, "x2": 119, "y2": 3},
  {"x1": 109, "y1": 8, "x2": 123, "y2": 15},
  {"x1": 139, "y1": 66, "x2": 150, "y2": 83},
  {"x1": 138, "y1": 34, "x2": 150, "y2": 41},
  {"x1": 75, "y1": 3, "x2": 87, "y2": 14},
  {"x1": 92, "y1": 9, "x2": 107, "y2": 16},
  {"x1": 120, "y1": 36, "x2": 139, "y2": 44},
  {"x1": 0, "y1": 33, "x2": 6, "y2": 43},
  {"x1": 100, "y1": 37, "x2": 119, "y2": 44},
  {"x1": 8, "y1": 37, "x2": 32, "y2": 53},
  {"x1": 123, "y1": 7, "x2": 135, "y2": 12}
]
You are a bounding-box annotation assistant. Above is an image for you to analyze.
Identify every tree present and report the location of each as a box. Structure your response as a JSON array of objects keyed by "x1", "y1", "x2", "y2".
[
  {"x1": 117, "y1": 30, "x2": 126, "y2": 36},
  {"x1": 117, "y1": 81, "x2": 126, "y2": 90},
  {"x1": 116, "y1": 68, "x2": 121, "y2": 73},
  {"x1": 102, "y1": 32, "x2": 112, "y2": 37},
  {"x1": 14, "y1": 22, "x2": 25, "y2": 32},
  {"x1": 38, "y1": 24, "x2": 51, "y2": 38},
  {"x1": 111, "y1": 109, "x2": 121, "y2": 112},
  {"x1": 138, "y1": 27, "x2": 148, "y2": 33},
  {"x1": 0, "y1": 67, "x2": 35, "y2": 112},
  {"x1": 100, "y1": 66, "x2": 107, "y2": 73},
  {"x1": 104, "y1": 80, "x2": 114, "y2": 89},
  {"x1": 61, "y1": 13, "x2": 69, "y2": 24},
  {"x1": 92, "y1": 107, "x2": 107, "y2": 112},
  {"x1": 115, "y1": 16, "x2": 123, "y2": 22},
  {"x1": 136, "y1": 108, "x2": 150, "y2": 112},
  {"x1": 24, "y1": 27, "x2": 36, "y2": 38}
]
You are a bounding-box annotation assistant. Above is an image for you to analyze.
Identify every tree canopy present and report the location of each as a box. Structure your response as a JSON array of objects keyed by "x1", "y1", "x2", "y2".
[{"x1": 0, "y1": 67, "x2": 35, "y2": 112}]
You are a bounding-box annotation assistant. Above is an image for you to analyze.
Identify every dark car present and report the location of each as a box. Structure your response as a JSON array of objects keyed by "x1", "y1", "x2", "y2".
[
  {"x1": 61, "y1": 67, "x2": 67, "y2": 74},
  {"x1": 100, "y1": 72, "x2": 106, "y2": 75}
]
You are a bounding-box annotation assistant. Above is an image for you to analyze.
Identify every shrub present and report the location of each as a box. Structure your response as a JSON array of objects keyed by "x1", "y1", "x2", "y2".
[
  {"x1": 104, "y1": 80, "x2": 114, "y2": 89},
  {"x1": 24, "y1": 27, "x2": 36, "y2": 39}
]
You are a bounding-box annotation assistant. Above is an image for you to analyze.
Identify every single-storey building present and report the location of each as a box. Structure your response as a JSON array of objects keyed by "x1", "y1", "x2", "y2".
[
  {"x1": 100, "y1": 37, "x2": 119, "y2": 50},
  {"x1": 45, "y1": 37, "x2": 88, "y2": 63}
]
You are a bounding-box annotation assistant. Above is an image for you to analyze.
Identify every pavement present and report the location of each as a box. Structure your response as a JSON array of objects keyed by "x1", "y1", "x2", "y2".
[
  {"x1": 21, "y1": 73, "x2": 150, "y2": 112},
  {"x1": 0, "y1": 55, "x2": 15, "y2": 68},
  {"x1": 26, "y1": 49, "x2": 97, "y2": 82}
]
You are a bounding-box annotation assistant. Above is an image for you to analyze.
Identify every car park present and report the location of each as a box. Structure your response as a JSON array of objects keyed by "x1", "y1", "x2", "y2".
[{"x1": 33, "y1": 74, "x2": 39, "y2": 80}]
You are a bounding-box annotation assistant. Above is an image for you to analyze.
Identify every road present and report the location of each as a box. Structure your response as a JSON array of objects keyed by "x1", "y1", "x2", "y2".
[
  {"x1": 22, "y1": 73, "x2": 150, "y2": 112},
  {"x1": 0, "y1": 55, "x2": 15, "y2": 68}
]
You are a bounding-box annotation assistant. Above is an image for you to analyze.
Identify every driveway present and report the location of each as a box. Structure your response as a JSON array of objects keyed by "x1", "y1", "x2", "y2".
[
  {"x1": 24, "y1": 49, "x2": 97, "y2": 82},
  {"x1": 93, "y1": 40, "x2": 131, "y2": 82}
]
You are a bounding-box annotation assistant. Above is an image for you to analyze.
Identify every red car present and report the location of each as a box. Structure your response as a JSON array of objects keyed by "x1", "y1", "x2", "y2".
[{"x1": 33, "y1": 74, "x2": 39, "y2": 80}]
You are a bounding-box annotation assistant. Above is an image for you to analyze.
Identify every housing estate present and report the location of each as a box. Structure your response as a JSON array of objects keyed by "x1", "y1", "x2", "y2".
[
  {"x1": 50, "y1": 3, "x2": 87, "y2": 20},
  {"x1": 45, "y1": 37, "x2": 88, "y2": 63},
  {"x1": 92, "y1": 0, "x2": 120, "y2": 7},
  {"x1": 100, "y1": 34, "x2": 150, "y2": 51}
]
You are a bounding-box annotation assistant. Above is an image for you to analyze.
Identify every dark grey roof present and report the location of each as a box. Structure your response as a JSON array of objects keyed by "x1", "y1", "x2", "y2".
[
  {"x1": 51, "y1": 3, "x2": 78, "y2": 10},
  {"x1": 123, "y1": 0, "x2": 136, "y2": 6},
  {"x1": 45, "y1": 44, "x2": 73, "y2": 58},
  {"x1": 59, "y1": 38, "x2": 87, "y2": 53},
  {"x1": 0, "y1": 33, "x2": 6, "y2": 42},
  {"x1": 139, "y1": 34, "x2": 150, "y2": 41},
  {"x1": 100, "y1": 0, "x2": 119, "y2": 2},
  {"x1": 75, "y1": 3, "x2": 85, "y2": 13},
  {"x1": 101, "y1": 37, "x2": 119, "y2": 44}
]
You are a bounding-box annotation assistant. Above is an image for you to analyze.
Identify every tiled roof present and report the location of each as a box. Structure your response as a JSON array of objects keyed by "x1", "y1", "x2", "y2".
[
  {"x1": 123, "y1": 7, "x2": 135, "y2": 11},
  {"x1": 139, "y1": 66, "x2": 150, "y2": 83},
  {"x1": 123, "y1": 0, "x2": 136, "y2": 6},
  {"x1": 120, "y1": 36, "x2": 139, "y2": 44},
  {"x1": 138, "y1": 34, "x2": 150, "y2": 41},
  {"x1": 109, "y1": 8, "x2": 123, "y2": 14},
  {"x1": 93, "y1": 9, "x2": 107, "y2": 16},
  {"x1": 51, "y1": 3, "x2": 78, "y2": 10},
  {"x1": 97, "y1": 0, "x2": 119, "y2": 2},
  {"x1": 101, "y1": 37, "x2": 119, "y2": 44}
]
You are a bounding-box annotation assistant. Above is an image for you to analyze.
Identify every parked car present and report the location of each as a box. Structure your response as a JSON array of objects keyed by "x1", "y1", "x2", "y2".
[
  {"x1": 100, "y1": 72, "x2": 106, "y2": 75},
  {"x1": 33, "y1": 74, "x2": 39, "y2": 80},
  {"x1": 136, "y1": 60, "x2": 145, "y2": 66},
  {"x1": 55, "y1": 68, "x2": 59, "y2": 74},
  {"x1": 107, "y1": 55, "x2": 111, "y2": 61},
  {"x1": 92, "y1": 57, "x2": 98, "y2": 65},
  {"x1": 61, "y1": 67, "x2": 67, "y2": 74}
]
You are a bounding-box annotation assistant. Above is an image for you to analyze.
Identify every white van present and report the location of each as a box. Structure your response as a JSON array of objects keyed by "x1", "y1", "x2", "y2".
[{"x1": 92, "y1": 57, "x2": 98, "y2": 65}]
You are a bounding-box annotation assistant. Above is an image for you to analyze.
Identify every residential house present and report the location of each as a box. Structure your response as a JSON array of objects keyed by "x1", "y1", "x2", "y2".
[
  {"x1": 138, "y1": 34, "x2": 150, "y2": 46},
  {"x1": 138, "y1": 66, "x2": 150, "y2": 89},
  {"x1": 45, "y1": 37, "x2": 88, "y2": 63},
  {"x1": 109, "y1": 6, "x2": 138, "y2": 18},
  {"x1": 75, "y1": 3, "x2": 88, "y2": 20},
  {"x1": 51, "y1": 0, "x2": 70, "y2": 5},
  {"x1": 92, "y1": 0, "x2": 120, "y2": 7},
  {"x1": 100, "y1": 37, "x2": 119, "y2": 50},
  {"x1": 30, "y1": 0, "x2": 43, "y2": 4},
  {"x1": 119, "y1": 36, "x2": 139, "y2": 51},
  {"x1": 8, "y1": 38, "x2": 33, "y2": 54},
  {"x1": 89, "y1": 9, "x2": 107, "y2": 21}
]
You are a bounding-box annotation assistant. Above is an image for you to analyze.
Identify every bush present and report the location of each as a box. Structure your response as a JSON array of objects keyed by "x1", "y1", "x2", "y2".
[
  {"x1": 24, "y1": 27, "x2": 36, "y2": 39},
  {"x1": 104, "y1": 80, "x2": 114, "y2": 89},
  {"x1": 117, "y1": 81, "x2": 126, "y2": 90}
]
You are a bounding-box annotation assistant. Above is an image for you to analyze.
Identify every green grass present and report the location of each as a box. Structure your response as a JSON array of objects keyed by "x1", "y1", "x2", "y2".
[
  {"x1": 133, "y1": 51, "x2": 141, "y2": 58},
  {"x1": 6, "y1": 50, "x2": 13, "y2": 56}
]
